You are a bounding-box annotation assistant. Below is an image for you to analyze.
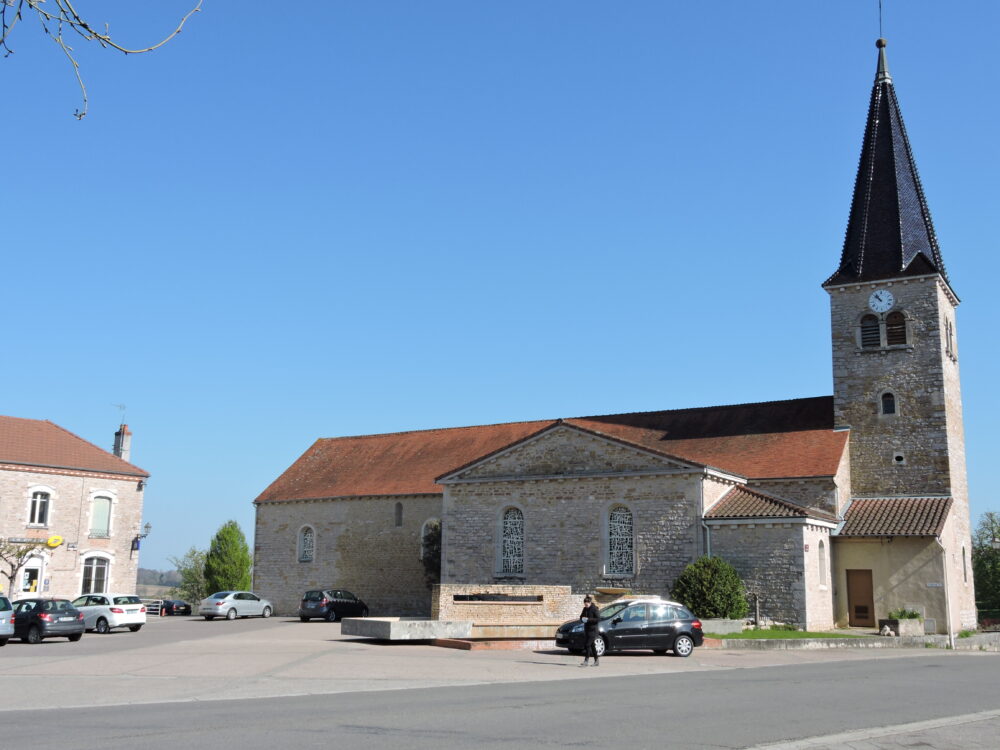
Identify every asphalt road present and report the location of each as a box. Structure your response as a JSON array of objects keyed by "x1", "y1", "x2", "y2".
[{"x1": 2, "y1": 615, "x2": 999, "y2": 749}]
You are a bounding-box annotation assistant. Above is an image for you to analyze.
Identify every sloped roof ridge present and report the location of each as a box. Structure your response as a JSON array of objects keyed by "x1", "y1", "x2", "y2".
[
  {"x1": 0, "y1": 414, "x2": 149, "y2": 476},
  {"x1": 710, "y1": 484, "x2": 836, "y2": 521},
  {"x1": 576, "y1": 394, "x2": 830, "y2": 420},
  {"x1": 315, "y1": 417, "x2": 558, "y2": 443}
]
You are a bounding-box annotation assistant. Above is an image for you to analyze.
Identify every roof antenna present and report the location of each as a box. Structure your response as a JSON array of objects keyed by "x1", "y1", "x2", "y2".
[
  {"x1": 878, "y1": 0, "x2": 884, "y2": 39},
  {"x1": 113, "y1": 403, "x2": 127, "y2": 425}
]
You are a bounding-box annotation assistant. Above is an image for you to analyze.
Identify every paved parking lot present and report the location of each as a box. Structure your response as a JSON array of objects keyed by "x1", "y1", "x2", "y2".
[{"x1": 0, "y1": 613, "x2": 965, "y2": 712}]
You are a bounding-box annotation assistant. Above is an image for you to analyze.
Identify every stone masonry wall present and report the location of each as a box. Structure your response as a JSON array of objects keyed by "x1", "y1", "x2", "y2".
[
  {"x1": 710, "y1": 522, "x2": 807, "y2": 626},
  {"x1": 431, "y1": 583, "x2": 579, "y2": 624},
  {"x1": 0, "y1": 467, "x2": 145, "y2": 599},
  {"x1": 253, "y1": 494, "x2": 442, "y2": 616},
  {"x1": 442, "y1": 472, "x2": 703, "y2": 597}
]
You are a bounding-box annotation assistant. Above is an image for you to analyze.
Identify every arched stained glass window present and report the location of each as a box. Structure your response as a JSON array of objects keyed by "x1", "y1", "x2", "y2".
[
  {"x1": 608, "y1": 505, "x2": 634, "y2": 575},
  {"x1": 298, "y1": 526, "x2": 314, "y2": 563},
  {"x1": 500, "y1": 507, "x2": 524, "y2": 574},
  {"x1": 394, "y1": 502, "x2": 403, "y2": 527}
]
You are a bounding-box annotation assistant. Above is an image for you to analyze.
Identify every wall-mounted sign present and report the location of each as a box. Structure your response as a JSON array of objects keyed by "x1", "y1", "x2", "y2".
[
  {"x1": 4, "y1": 537, "x2": 45, "y2": 545},
  {"x1": 47, "y1": 535, "x2": 64, "y2": 548},
  {"x1": 926, "y1": 582, "x2": 944, "y2": 588}
]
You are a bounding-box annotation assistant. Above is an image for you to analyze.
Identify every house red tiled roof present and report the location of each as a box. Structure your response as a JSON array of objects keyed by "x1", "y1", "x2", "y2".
[
  {"x1": 838, "y1": 497, "x2": 952, "y2": 537},
  {"x1": 706, "y1": 486, "x2": 837, "y2": 522},
  {"x1": 256, "y1": 397, "x2": 848, "y2": 503},
  {"x1": 0, "y1": 415, "x2": 148, "y2": 477}
]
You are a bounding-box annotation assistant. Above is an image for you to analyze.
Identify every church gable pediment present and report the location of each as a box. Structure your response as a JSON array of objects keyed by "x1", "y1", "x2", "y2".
[{"x1": 440, "y1": 424, "x2": 697, "y2": 482}]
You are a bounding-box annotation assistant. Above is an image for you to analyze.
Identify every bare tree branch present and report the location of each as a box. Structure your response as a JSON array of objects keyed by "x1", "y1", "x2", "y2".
[{"x1": 1, "y1": 0, "x2": 202, "y2": 119}]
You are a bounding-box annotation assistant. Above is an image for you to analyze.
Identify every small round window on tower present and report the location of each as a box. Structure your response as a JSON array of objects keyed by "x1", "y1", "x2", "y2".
[{"x1": 893, "y1": 452, "x2": 906, "y2": 465}]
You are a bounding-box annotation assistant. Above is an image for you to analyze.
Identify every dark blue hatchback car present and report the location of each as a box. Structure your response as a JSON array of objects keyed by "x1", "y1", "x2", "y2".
[{"x1": 13, "y1": 598, "x2": 85, "y2": 644}]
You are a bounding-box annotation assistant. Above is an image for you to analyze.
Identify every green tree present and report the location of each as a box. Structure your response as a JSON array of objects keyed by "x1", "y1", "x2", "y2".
[
  {"x1": 420, "y1": 520, "x2": 442, "y2": 589},
  {"x1": 972, "y1": 512, "x2": 1000, "y2": 613},
  {"x1": 670, "y1": 556, "x2": 749, "y2": 619},
  {"x1": 168, "y1": 546, "x2": 208, "y2": 604},
  {"x1": 203, "y1": 521, "x2": 252, "y2": 593}
]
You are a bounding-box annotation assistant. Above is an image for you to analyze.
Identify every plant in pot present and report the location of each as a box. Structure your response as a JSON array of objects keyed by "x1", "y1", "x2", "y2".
[{"x1": 878, "y1": 607, "x2": 924, "y2": 636}]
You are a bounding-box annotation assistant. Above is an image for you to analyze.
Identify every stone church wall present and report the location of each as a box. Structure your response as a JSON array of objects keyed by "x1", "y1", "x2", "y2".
[
  {"x1": 710, "y1": 521, "x2": 807, "y2": 626},
  {"x1": 253, "y1": 494, "x2": 442, "y2": 616},
  {"x1": 443, "y1": 472, "x2": 703, "y2": 597}
]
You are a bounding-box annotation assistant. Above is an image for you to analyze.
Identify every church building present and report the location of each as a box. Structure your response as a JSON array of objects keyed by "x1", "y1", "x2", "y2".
[{"x1": 253, "y1": 40, "x2": 977, "y2": 634}]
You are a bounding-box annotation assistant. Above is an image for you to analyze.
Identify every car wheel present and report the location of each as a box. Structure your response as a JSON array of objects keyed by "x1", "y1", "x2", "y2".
[
  {"x1": 0, "y1": 638, "x2": 8, "y2": 647},
  {"x1": 226, "y1": 608, "x2": 237, "y2": 621},
  {"x1": 325, "y1": 609, "x2": 338, "y2": 623},
  {"x1": 95, "y1": 618, "x2": 110, "y2": 634},
  {"x1": 360, "y1": 607, "x2": 369, "y2": 618},
  {"x1": 25, "y1": 626, "x2": 42, "y2": 645},
  {"x1": 672, "y1": 635, "x2": 695, "y2": 657},
  {"x1": 593, "y1": 635, "x2": 607, "y2": 657},
  {"x1": 204, "y1": 616, "x2": 215, "y2": 621},
  {"x1": 299, "y1": 616, "x2": 309, "y2": 622},
  {"x1": 68, "y1": 633, "x2": 83, "y2": 642},
  {"x1": 262, "y1": 606, "x2": 272, "y2": 619},
  {"x1": 129, "y1": 625, "x2": 143, "y2": 632}
]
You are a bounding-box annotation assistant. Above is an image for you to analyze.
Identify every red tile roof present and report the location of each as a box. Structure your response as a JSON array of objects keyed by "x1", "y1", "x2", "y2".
[
  {"x1": 838, "y1": 497, "x2": 952, "y2": 537},
  {"x1": 706, "y1": 486, "x2": 837, "y2": 522},
  {"x1": 256, "y1": 397, "x2": 848, "y2": 503},
  {"x1": 0, "y1": 416, "x2": 148, "y2": 477}
]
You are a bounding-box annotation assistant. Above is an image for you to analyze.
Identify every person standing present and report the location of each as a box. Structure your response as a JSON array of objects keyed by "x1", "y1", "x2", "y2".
[{"x1": 580, "y1": 595, "x2": 601, "y2": 666}]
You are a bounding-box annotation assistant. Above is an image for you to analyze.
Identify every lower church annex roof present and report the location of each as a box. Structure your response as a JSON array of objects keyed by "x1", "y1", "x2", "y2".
[{"x1": 837, "y1": 496, "x2": 952, "y2": 538}]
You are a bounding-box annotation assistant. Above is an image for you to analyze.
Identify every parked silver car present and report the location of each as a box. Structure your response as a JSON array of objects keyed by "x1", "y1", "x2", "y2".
[
  {"x1": 71, "y1": 594, "x2": 147, "y2": 633},
  {"x1": 198, "y1": 591, "x2": 273, "y2": 620},
  {"x1": 0, "y1": 595, "x2": 13, "y2": 646}
]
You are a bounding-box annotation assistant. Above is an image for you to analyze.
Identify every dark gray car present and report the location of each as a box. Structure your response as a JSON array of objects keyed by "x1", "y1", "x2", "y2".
[
  {"x1": 298, "y1": 589, "x2": 368, "y2": 622},
  {"x1": 12, "y1": 598, "x2": 85, "y2": 644}
]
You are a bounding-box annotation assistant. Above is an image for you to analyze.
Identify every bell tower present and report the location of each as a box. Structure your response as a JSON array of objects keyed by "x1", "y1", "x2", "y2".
[{"x1": 824, "y1": 39, "x2": 965, "y2": 503}]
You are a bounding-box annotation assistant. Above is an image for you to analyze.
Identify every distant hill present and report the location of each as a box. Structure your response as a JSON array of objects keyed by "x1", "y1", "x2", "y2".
[{"x1": 138, "y1": 568, "x2": 181, "y2": 587}]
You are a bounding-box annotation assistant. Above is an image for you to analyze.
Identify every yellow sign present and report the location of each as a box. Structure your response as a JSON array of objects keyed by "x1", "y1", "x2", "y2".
[{"x1": 46, "y1": 535, "x2": 64, "y2": 548}]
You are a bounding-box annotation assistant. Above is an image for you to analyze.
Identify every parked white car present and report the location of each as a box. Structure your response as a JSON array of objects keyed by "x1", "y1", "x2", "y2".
[
  {"x1": 71, "y1": 594, "x2": 147, "y2": 633},
  {"x1": 198, "y1": 591, "x2": 272, "y2": 620},
  {"x1": 0, "y1": 594, "x2": 14, "y2": 646}
]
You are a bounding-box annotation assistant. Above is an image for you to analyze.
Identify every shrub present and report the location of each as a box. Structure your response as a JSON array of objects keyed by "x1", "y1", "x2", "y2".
[
  {"x1": 670, "y1": 556, "x2": 748, "y2": 619},
  {"x1": 887, "y1": 607, "x2": 922, "y2": 620}
]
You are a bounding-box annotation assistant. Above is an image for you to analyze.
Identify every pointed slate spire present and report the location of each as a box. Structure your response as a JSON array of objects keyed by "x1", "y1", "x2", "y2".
[{"x1": 825, "y1": 39, "x2": 951, "y2": 289}]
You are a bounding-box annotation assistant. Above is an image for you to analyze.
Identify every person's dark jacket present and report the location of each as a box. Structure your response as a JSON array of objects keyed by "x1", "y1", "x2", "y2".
[{"x1": 581, "y1": 603, "x2": 600, "y2": 633}]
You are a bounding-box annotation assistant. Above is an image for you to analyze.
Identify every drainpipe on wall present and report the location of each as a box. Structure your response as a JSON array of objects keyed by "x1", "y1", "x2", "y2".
[
  {"x1": 702, "y1": 522, "x2": 712, "y2": 558},
  {"x1": 699, "y1": 481, "x2": 711, "y2": 558},
  {"x1": 934, "y1": 537, "x2": 955, "y2": 649}
]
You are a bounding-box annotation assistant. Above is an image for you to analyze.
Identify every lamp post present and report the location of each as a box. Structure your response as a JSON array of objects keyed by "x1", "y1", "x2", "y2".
[{"x1": 132, "y1": 522, "x2": 152, "y2": 552}]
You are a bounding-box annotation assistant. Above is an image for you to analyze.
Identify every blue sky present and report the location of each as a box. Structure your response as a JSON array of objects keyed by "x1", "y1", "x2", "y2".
[{"x1": 4, "y1": 1, "x2": 998, "y2": 569}]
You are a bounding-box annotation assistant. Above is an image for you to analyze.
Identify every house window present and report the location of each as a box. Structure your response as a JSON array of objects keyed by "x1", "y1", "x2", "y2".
[
  {"x1": 818, "y1": 540, "x2": 827, "y2": 586},
  {"x1": 90, "y1": 496, "x2": 112, "y2": 538},
  {"x1": 860, "y1": 315, "x2": 881, "y2": 348},
  {"x1": 82, "y1": 557, "x2": 109, "y2": 594},
  {"x1": 608, "y1": 505, "x2": 634, "y2": 576},
  {"x1": 298, "y1": 526, "x2": 314, "y2": 563},
  {"x1": 885, "y1": 311, "x2": 907, "y2": 345},
  {"x1": 29, "y1": 492, "x2": 50, "y2": 525},
  {"x1": 880, "y1": 392, "x2": 896, "y2": 415},
  {"x1": 500, "y1": 507, "x2": 524, "y2": 575},
  {"x1": 394, "y1": 502, "x2": 403, "y2": 527}
]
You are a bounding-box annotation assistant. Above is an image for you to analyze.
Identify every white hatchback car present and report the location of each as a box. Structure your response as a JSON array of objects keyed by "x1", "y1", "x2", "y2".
[
  {"x1": 71, "y1": 594, "x2": 147, "y2": 633},
  {"x1": 198, "y1": 591, "x2": 272, "y2": 620}
]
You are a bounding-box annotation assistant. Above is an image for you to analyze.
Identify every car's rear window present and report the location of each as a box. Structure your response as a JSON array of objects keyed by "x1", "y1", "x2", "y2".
[
  {"x1": 43, "y1": 600, "x2": 73, "y2": 612},
  {"x1": 211, "y1": 592, "x2": 232, "y2": 599},
  {"x1": 303, "y1": 591, "x2": 325, "y2": 601},
  {"x1": 114, "y1": 596, "x2": 142, "y2": 605},
  {"x1": 0, "y1": 597, "x2": 11, "y2": 612}
]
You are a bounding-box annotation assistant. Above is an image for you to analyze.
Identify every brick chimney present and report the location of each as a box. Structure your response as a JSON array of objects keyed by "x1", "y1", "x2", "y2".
[{"x1": 113, "y1": 424, "x2": 132, "y2": 462}]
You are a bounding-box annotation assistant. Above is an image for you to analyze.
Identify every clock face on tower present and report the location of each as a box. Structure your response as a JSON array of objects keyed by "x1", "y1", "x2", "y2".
[{"x1": 868, "y1": 289, "x2": 895, "y2": 313}]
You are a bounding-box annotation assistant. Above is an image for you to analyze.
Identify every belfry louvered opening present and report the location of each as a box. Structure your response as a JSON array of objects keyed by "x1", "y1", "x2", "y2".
[
  {"x1": 885, "y1": 311, "x2": 907, "y2": 345},
  {"x1": 861, "y1": 315, "x2": 881, "y2": 348}
]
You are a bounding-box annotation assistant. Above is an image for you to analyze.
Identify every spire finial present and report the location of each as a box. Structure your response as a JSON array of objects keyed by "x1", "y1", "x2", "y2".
[{"x1": 876, "y1": 37, "x2": 892, "y2": 84}]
